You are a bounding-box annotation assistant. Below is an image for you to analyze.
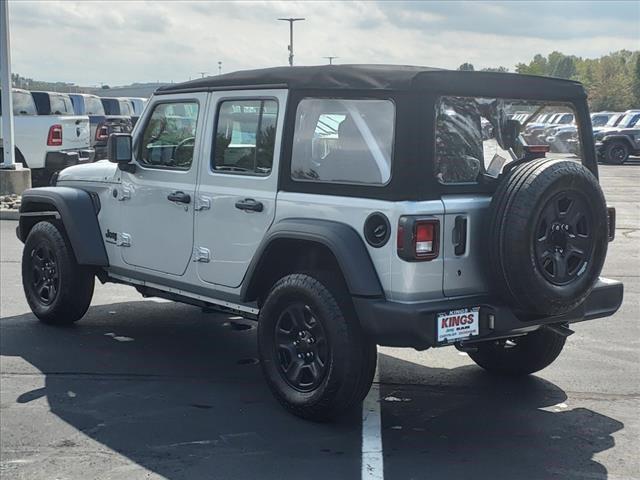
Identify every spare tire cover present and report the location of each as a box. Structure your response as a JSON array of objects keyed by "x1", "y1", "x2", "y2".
[{"x1": 488, "y1": 158, "x2": 608, "y2": 315}]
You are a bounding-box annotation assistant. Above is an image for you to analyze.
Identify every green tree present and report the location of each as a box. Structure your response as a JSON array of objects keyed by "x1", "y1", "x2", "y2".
[{"x1": 458, "y1": 63, "x2": 475, "y2": 71}]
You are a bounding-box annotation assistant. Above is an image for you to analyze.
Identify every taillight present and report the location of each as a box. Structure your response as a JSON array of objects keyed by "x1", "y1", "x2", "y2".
[
  {"x1": 397, "y1": 216, "x2": 440, "y2": 261},
  {"x1": 95, "y1": 123, "x2": 109, "y2": 141},
  {"x1": 47, "y1": 124, "x2": 63, "y2": 146}
]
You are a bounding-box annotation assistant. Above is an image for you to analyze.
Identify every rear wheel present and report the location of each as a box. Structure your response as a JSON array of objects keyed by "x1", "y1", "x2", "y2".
[
  {"x1": 258, "y1": 273, "x2": 376, "y2": 421},
  {"x1": 468, "y1": 328, "x2": 566, "y2": 375},
  {"x1": 22, "y1": 221, "x2": 95, "y2": 325},
  {"x1": 603, "y1": 141, "x2": 629, "y2": 165}
]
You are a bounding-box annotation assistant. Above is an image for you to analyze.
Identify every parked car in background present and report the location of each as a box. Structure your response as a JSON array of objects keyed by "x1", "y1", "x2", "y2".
[
  {"x1": 595, "y1": 121, "x2": 640, "y2": 165},
  {"x1": 523, "y1": 112, "x2": 574, "y2": 144},
  {"x1": 100, "y1": 97, "x2": 134, "y2": 117},
  {"x1": 1, "y1": 90, "x2": 93, "y2": 185},
  {"x1": 70, "y1": 93, "x2": 132, "y2": 160},
  {"x1": 546, "y1": 112, "x2": 615, "y2": 153},
  {"x1": 126, "y1": 97, "x2": 148, "y2": 126}
]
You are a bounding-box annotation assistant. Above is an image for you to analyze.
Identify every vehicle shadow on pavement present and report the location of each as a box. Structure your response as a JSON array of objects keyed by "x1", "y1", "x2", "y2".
[
  {"x1": 0, "y1": 301, "x2": 362, "y2": 480},
  {"x1": 378, "y1": 354, "x2": 624, "y2": 479},
  {"x1": 0, "y1": 301, "x2": 624, "y2": 480}
]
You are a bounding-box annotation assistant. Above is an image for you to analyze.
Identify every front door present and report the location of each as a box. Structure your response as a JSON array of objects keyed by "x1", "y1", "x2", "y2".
[
  {"x1": 194, "y1": 90, "x2": 287, "y2": 288},
  {"x1": 119, "y1": 94, "x2": 207, "y2": 276}
]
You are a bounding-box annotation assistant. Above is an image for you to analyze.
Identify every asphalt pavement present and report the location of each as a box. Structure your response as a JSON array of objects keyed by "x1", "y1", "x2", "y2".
[{"x1": 0, "y1": 161, "x2": 638, "y2": 480}]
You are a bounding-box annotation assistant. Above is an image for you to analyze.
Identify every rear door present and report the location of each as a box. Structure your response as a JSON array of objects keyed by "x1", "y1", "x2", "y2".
[{"x1": 193, "y1": 89, "x2": 286, "y2": 288}]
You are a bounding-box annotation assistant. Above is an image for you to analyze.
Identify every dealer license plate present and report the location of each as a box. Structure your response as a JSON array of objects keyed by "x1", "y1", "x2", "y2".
[{"x1": 437, "y1": 307, "x2": 480, "y2": 343}]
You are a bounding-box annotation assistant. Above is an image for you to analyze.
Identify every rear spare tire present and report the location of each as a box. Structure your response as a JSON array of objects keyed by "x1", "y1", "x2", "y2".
[{"x1": 488, "y1": 159, "x2": 608, "y2": 315}]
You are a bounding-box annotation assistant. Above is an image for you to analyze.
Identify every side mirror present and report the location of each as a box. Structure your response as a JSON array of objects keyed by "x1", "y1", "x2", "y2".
[
  {"x1": 107, "y1": 133, "x2": 136, "y2": 172},
  {"x1": 107, "y1": 133, "x2": 132, "y2": 164}
]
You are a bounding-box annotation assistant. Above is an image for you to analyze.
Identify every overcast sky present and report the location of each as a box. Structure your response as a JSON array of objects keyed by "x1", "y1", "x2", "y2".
[{"x1": 8, "y1": 0, "x2": 640, "y2": 87}]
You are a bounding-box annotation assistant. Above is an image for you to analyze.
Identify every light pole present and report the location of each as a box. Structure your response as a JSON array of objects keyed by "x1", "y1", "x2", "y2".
[
  {"x1": 1, "y1": 0, "x2": 15, "y2": 168},
  {"x1": 278, "y1": 17, "x2": 305, "y2": 66},
  {"x1": 323, "y1": 56, "x2": 338, "y2": 65}
]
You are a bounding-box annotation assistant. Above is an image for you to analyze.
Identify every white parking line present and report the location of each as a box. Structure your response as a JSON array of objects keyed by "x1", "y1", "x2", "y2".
[{"x1": 362, "y1": 365, "x2": 384, "y2": 480}]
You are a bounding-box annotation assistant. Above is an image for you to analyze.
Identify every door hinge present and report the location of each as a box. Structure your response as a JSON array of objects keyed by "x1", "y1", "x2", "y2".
[
  {"x1": 195, "y1": 196, "x2": 211, "y2": 211},
  {"x1": 117, "y1": 233, "x2": 131, "y2": 247},
  {"x1": 193, "y1": 247, "x2": 211, "y2": 263},
  {"x1": 117, "y1": 187, "x2": 131, "y2": 201}
]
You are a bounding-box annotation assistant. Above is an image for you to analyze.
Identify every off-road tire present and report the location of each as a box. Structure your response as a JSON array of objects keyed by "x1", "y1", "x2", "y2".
[
  {"x1": 22, "y1": 221, "x2": 95, "y2": 325},
  {"x1": 468, "y1": 328, "x2": 566, "y2": 375},
  {"x1": 603, "y1": 141, "x2": 629, "y2": 165},
  {"x1": 488, "y1": 158, "x2": 608, "y2": 316},
  {"x1": 258, "y1": 273, "x2": 377, "y2": 421}
]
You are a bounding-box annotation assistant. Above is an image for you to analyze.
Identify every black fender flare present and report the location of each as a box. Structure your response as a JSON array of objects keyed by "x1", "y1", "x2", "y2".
[
  {"x1": 18, "y1": 187, "x2": 109, "y2": 266},
  {"x1": 601, "y1": 134, "x2": 634, "y2": 149},
  {"x1": 241, "y1": 218, "x2": 384, "y2": 301}
]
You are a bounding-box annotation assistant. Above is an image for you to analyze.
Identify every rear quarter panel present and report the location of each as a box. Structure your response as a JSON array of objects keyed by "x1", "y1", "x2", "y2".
[{"x1": 275, "y1": 192, "x2": 445, "y2": 302}]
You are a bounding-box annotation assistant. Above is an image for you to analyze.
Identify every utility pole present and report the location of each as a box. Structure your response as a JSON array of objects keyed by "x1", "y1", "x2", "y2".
[
  {"x1": 323, "y1": 56, "x2": 338, "y2": 65},
  {"x1": 218, "y1": 61, "x2": 222, "y2": 75},
  {"x1": 278, "y1": 17, "x2": 305, "y2": 66},
  {"x1": 198, "y1": 72, "x2": 208, "y2": 78},
  {"x1": 1, "y1": 0, "x2": 15, "y2": 168}
]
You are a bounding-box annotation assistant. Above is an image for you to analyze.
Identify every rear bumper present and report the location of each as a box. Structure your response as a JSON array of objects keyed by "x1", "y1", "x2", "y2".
[
  {"x1": 45, "y1": 149, "x2": 95, "y2": 170},
  {"x1": 354, "y1": 277, "x2": 624, "y2": 350}
]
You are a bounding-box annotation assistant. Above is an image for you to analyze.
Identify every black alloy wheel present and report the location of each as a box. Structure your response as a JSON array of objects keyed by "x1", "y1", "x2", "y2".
[
  {"x1": 28, "y1": 243, "x2": 60, "y2": 306},
  {"x1": 275, "y1": 302, "x2": 329, "y2": 392},
  {"x1": 535, "y1": 192, "x2": 594, "y2": 286},
  {"x1": 605, "y1": 142, "x2": 629, "y2": 165}
]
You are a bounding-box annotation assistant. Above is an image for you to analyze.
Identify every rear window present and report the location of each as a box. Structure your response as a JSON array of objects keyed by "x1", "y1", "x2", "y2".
[
  {"x1": 8, "y1": 91, "x2": 37, "y2": 115},
  {"x1": 101, "y1": 98, "x2": 118, "y2": 115},
  {"x1": 119, "y1": 100, "x2": 133, "y2": 116},
  {"x1": 50, "y1": 95, "x2": 75, "y2": 115},
  {"x1": 291, "y1": 98, "x2": 395, "y2": 185},
  {"x1": 435, "y1": 96, "x2": 582, "y2": 184},
  {"x1": 84, "y1": 96, "x2": 105, "y2": 115}
]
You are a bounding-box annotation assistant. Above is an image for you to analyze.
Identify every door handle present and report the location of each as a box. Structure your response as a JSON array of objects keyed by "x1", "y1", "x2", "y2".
[
  {"x1": 235, "y1": 198, "x2": 264, "y2": 212},
  {"x1": 453, "y1": 216, "x2": 467, "y2": 256},
  {"x1": 167, "y1": 191, "x2": 191, "y2": 204}
]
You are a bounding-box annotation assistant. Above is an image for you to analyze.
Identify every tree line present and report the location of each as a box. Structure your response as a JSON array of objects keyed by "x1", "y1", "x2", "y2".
[{"x1": 458, "y1": 50, "x2": 640, "y2": 112}]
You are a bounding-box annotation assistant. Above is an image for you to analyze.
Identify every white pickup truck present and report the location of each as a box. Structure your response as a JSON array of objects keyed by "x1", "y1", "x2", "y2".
[{"x1": 0, "y1": 89, "x2": 93, "y2": 185}]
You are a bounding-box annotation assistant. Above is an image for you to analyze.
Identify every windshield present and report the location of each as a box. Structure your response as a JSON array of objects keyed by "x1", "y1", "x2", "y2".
[
  {"x1": 619, "y1": 112, "x2": 640, "y2": 128},
  {"x1": 605, "y1": 114, "x2": 623, "y2": 127},
  {"x1": 435, "y1": 96, "x2": 582, "y2": 184}
]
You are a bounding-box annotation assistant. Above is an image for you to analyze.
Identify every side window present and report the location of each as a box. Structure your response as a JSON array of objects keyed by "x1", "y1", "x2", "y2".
[
  {"x1": 212, "y1": 99, "x2": 278, "y2": 176},
  {"x1": 291, "y1": 98, "x2": 395, "y2": 185},
  {"x1": 139, "y1": 101, "x2": 199, "y2": 169}
]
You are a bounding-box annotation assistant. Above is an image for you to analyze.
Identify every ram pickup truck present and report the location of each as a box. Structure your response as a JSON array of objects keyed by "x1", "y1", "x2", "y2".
[
  {"x1": 126, "y1": 97, "x2": 147, "y2": 126},
  {"x1": 69, "y1": 93, "x2": 132, "y2": 161},
  {"x1": 0, "y1": 89, "x2": 93, "y2": 186}
]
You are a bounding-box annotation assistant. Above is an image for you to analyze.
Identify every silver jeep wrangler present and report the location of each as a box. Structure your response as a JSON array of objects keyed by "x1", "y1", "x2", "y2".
[{"x1": 18, "y1": 65, "x2": 624, "y2": 421}]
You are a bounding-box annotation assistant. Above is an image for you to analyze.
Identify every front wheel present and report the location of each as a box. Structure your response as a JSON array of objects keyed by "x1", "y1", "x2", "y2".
[
  {"x1": 468, "y1": 328, "x2": 566, "y2": 376},
  {"x1": 258, "y1": 273, "x2": 377, "y2": 421},
  {"x1": 22, "y1": 221, "x2": 95, "y2": 325},
  {"x1": 603, "y1": 141, "x2": 629, "y2": 165}
]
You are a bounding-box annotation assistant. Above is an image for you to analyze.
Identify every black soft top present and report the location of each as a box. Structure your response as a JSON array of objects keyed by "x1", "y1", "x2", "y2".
[{"x1": 156, "y1": 64, "x2": 586, "y2": 100}]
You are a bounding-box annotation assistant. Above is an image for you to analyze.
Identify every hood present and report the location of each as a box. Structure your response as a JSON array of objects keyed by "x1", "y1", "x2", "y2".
[{"x1": 57, "y1": 160, "x2": 119, "y2": 184}]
